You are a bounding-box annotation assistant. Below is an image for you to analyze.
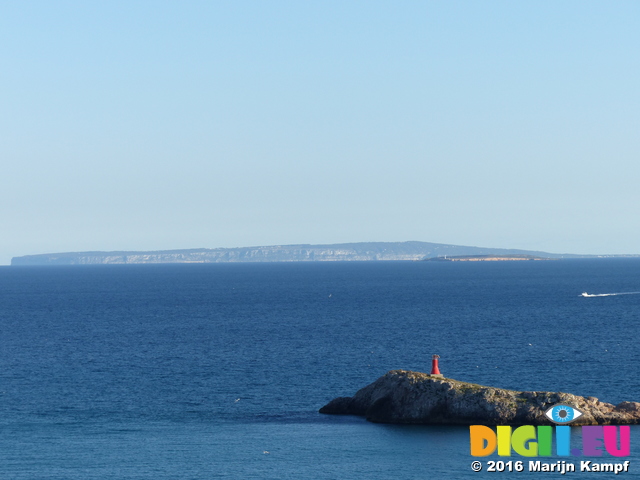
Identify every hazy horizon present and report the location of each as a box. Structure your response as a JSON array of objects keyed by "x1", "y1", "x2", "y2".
[{"x1": 2, "y1": 1, "x2": 639, "y2": 265}]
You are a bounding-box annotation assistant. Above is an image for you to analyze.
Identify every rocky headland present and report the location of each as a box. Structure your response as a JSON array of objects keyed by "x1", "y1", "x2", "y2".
[{"x1": 319, "y1": 370, "x2": 640, "y2": 425}]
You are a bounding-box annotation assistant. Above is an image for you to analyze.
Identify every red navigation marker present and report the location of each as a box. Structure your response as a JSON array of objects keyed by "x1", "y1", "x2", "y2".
[{"x1": 430, "y1": 354, "x2": 442, "y2": 377}]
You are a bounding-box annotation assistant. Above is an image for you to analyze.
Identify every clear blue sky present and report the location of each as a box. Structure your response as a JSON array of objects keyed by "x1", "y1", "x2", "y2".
[{"x1": 2, "y1": 1, "x2": 639, "y2": 264}]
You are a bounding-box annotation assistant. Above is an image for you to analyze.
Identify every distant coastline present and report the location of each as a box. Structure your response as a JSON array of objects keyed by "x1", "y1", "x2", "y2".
[
  {"x1": 9, "y1": 241, "x2": 626, "y2": 266},
  {"x1": 423, "y1": 254, "x2": 551, "y2": 262}
]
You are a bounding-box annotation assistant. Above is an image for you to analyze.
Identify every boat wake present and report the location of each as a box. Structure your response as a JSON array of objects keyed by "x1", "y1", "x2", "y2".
[{"x1": 581, "y1": 291, "x2": 640, "y2": 297}]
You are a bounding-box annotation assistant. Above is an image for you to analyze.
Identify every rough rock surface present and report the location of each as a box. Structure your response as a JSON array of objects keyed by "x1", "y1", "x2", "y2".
[{"x1": 319, "y1": 370, "x2": 640, "y2": 425}]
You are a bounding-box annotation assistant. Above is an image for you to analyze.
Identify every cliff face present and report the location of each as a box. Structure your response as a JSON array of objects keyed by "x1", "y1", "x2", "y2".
[
  {"x1": 10, "y1": 247, "x2": 426, "y2": 265},
  {"x1": 319, "y1": 370, "x2": 640, "y2": 425}
]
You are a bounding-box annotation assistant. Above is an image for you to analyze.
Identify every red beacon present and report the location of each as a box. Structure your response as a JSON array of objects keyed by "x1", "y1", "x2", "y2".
[{"x1": 430, "y1": 354, "x2": 443, "y2": 378}]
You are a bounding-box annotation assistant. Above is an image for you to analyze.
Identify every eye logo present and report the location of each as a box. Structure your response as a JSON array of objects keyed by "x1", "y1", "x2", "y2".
[{"x1": 544, "y1": 404, "x2": 584, "y2": 424}]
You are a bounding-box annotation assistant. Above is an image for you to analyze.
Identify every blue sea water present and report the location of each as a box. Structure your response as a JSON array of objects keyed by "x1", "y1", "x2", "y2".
[{"x1": 1, "y1": 259, "x2": 640, "y2": 478}]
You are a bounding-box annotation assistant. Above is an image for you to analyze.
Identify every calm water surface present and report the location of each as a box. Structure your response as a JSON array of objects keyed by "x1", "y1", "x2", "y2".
[{"x1": 1, "y1": 260, "x2": 640, "y2": 478}]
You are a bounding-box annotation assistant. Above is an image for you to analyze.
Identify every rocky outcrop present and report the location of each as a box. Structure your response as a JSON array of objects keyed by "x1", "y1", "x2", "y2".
[{"x1": 319, "y1": 370, "x2": 640, "y2": 425}]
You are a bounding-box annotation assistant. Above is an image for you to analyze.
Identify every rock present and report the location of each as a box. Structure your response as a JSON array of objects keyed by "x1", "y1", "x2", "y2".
[
  {"x1": 615, "y1": 401, "x2": 640, "y2": 413},
  {"x1": 319, "y1": 370, "x2": 640, "y2": 425}
]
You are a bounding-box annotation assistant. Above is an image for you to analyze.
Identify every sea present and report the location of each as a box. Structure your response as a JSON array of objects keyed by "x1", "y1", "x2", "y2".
[{"x1": 1, "y1": 259, "x2": 639, "y2": 479}]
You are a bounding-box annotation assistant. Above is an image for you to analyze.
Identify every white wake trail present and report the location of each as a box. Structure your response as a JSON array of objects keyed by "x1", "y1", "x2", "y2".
[{"x1": 580, "y1": 291, "x2": 640, "y2": 297}]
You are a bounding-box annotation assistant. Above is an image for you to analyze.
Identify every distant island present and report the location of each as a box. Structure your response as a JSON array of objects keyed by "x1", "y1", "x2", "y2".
[
  {"x1": 423, "y1": 254, "x2": 550, "y2": 262},
  {"x1": 10, "y1": 241, "x2": 623, "y2": 266}
]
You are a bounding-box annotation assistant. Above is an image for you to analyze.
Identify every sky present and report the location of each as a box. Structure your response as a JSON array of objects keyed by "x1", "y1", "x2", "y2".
[{"x1": 1, "y1": 1, "x2": 639, "y2": 264}]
